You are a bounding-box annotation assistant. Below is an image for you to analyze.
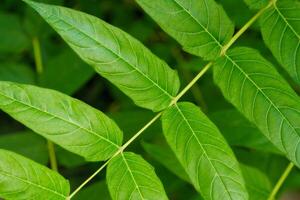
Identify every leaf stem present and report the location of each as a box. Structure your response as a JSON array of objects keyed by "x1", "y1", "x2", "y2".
[
  {"x1": 170, "y1": 62, "x2": 213, "y2": 105},
  {"x1": 68, "y1": 112, "x2": 162, "y2": 199},
  {"x1": 171, "y1": 48, "x2": 209, "y2": 111},
  {"x1": 47, "y1": 140, "x2": 58, "y2": 171},
  {"x1": 32, "y1": 36, "x2": 58, "y2": 172},
  {"x1": 67, "y1": 156, "x2": 112, "y2": 200},
  {"x1": 68, "y1": 2, "x2": 270, "y2": 198},
  {"x1": 120, "y1": 112, "x2": 162, "y2": 151},
  {"x1": 220, "y1": 2, "x2": 273, "y2": 55},
  {"x1": 267, "y1": 162, "x2": 294, "y2": 200},
  {"x1": 32, "y1": 37, "x2": 43, "y2": 75},
  {"x1": 68, "y1": 55, "x2": 215, "y2": 199}
]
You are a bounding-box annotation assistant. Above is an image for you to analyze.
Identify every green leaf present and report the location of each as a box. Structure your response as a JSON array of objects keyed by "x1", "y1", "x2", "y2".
[
  {"x1": 0, "y1": 131, "x2": 48, "y2": 165},
  {"x1": 260, "y1": 0, "x2": 300, "y2": 85},
  {"x1": 0, "y1": 12, "x2": 30, "y2": 54},
  {"x1": 161, "y1": 102, "x2": 248, "y2": 200},
  {"x1": 40, "y1": 49, "x2": 94, "y2": 95},
  {"x1": 209, "y1": 109, "x2": 281, "y2": 154},
  {"x1": 240, "y1": 164, "x2": 271, "y2": 200},
  {"x1": 136, "y1": 0, "x2": 234, "y2": 60},
  {"x1": 24, "y1": 0, "x2": 180, "y2": 112},
  {"x1": 0, "y1": 62, "x2": 35, "y2": 84},
  {"x1": 213, "y1": 47, "x2": 300, "y2": 167},
  {"x1": 106, "y1": 152, "x2": 168, "y2": 200},
  {"x1": 142, "y1": 141, "x2": 190, "y2": 183},
  {"x1": 0, "y1": 81, "x2": 123, "y2": 161},
  {"x1": 143, "y1": 141, "x2": 272, "y2": 200},
  {"x1": 243, "y1": 0, "x2": 269, "y2": 9},
  {"x1": 0, "y1": 149, "x2": 69, "y2": 200}
]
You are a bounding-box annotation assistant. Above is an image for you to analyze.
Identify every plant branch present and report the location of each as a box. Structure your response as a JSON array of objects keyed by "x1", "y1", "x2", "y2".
[
  {"x1": 171, "y1": 48, "x2": 208, "y2": 111},
  {"x1": 68, "y1": 2, "x2": 269, "y2": 198},
  {"x1": 171, "y1": 62, "x2": 213, "y2": 105},
  {"x1": 32, "y1": 36, "x2": 58, "y2": 172},
  {"x1": 68, "y1": 62, "x2": 211, "y2": 198},
  {"x1": 68, "y1": 112, "x2": 162, "y2": 199},
  {"x1": 67, "y1": 154, "x2": 113, "y2": 200},
  {"x1": 267, "y1": 162, "x2": 294, "y2": 200},
  {"x1": 32, "y1": 37, "x2": 43, "y2": 75},
  {"x1": 47, "y1": 141, "x2": 58, "y2": 171},
  {"x1": 221, "y1": 2, "x2": 272, "y2": 55}
]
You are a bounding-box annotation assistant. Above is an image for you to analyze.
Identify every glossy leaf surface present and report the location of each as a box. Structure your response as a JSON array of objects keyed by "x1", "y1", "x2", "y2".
[
  {"x1": 261, "y1": 0, "x2": 300, "y2": 85},
  {"x1": 107, "y1": 152, "x2": 168, "y2": 200},
  {"x1": 136, "y1": 0, "x2": 234, "y2": 60},
  {"x1": 0, "y1": 149, "x2": 69, "y2": 200},
  {"x1": 162, "y1": 102, "x2": 248, "y2": 200},
  {"x1": 213, "y1": 47, "x2": 300, "y2": 167},
  {"x1": 0, "y1": 81, "x2": 123, "y2": 161},
  {"x1": 24, "y1": 0, "x2": 180, "y2": 112}
]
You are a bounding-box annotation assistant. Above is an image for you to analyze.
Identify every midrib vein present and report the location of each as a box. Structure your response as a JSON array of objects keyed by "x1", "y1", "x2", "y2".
[
  {"x1": 175, "y1": 104, "x2": 234, "y2": 199},
  {"x1": 45, "y1": 10, "x2": 173, "y2": 100},
  {"x1": 273, "y1": 4, "x2": 300, "y2": 40},
  {"x1": 0, "y1": 169, "x2": 66, "y2": 198},
  {"x1": 225, "y1": 54, "x2": 300, "y2": 154},
  {"x1": 0, "y1": 92, "x2": 119, "y2": 148},
  {"x1": 173, "y1": 0, "x2": 223, "y2": 49},
  {"x1": 121, "y1": 153, "x2": 145, "y2": 200}
]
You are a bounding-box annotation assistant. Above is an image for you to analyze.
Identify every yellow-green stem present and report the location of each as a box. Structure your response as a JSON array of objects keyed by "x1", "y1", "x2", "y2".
[
  {"x1": 267, "y1": 162, "x2": 294, "y2": 200},
  {"x1": 69, "y1": 61, "x2": 222, "y2": 199},
  {"x1": 221, "y1": 2, "x2": 273, "y2": 55},
  {"x1": 68, "y1": 57, "x2": 213, "y2": 198},
  {"x1": 68, "y1": 112, "x2": 162, "y2": 199},
  {"x1": 67, "y1": 154, "x2": 113, "y2": 200},
  {"x1": 172, "y1": 48, "x2": 208, "y2": 111},
  {"x1": 170, "y1": 62, "x2": 213, "y2": 105},
  {"x1": 47, "y1": 141, "x2": 58, "y2": 171},
  {"x1": 32, "y1": 36, "x2": 58, "y2": 172},
  {"x1": 32, "y1": 37, "x2": 43, "y2": 75},
  {"x1": 68, "y1": 2, "x2": 270, "y2": 198}
]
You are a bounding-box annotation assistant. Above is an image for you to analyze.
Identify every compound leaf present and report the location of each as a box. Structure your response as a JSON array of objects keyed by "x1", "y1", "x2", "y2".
[
  {"x1": 136, "y1": 0, "x2": 234, "y2": 60},
  {"x1": 260, "y1": 0, "x2": 300, "y2": 85},
  {"x1": 0, "y1": 81, "x2": 123, "y2": 161},
  {"x1": 0, "y1": 149, "x2": 69, "y2": 200},
  {"x1": 106, "y1": 152, "x2": 168, "y2": 200},
  {"x1": 161, "y1": 102, "x2": 248, "y2": 200},
  {"x1": 24, "y1": 0, "x2": 180, "y2": 112},
  {"x1": 213, "y1": 47, "x2": 300, "y2": 167}
]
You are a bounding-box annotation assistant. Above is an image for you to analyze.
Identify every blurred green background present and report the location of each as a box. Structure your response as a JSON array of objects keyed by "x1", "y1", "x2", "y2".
[{"x1": 1, "y1": 0, "x2": 300, "y2": 199}]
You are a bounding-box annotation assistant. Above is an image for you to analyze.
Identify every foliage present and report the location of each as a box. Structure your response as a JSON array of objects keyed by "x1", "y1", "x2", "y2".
[{"x1": 0, "y1": 0, "x2": 299, "y2": 199}]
